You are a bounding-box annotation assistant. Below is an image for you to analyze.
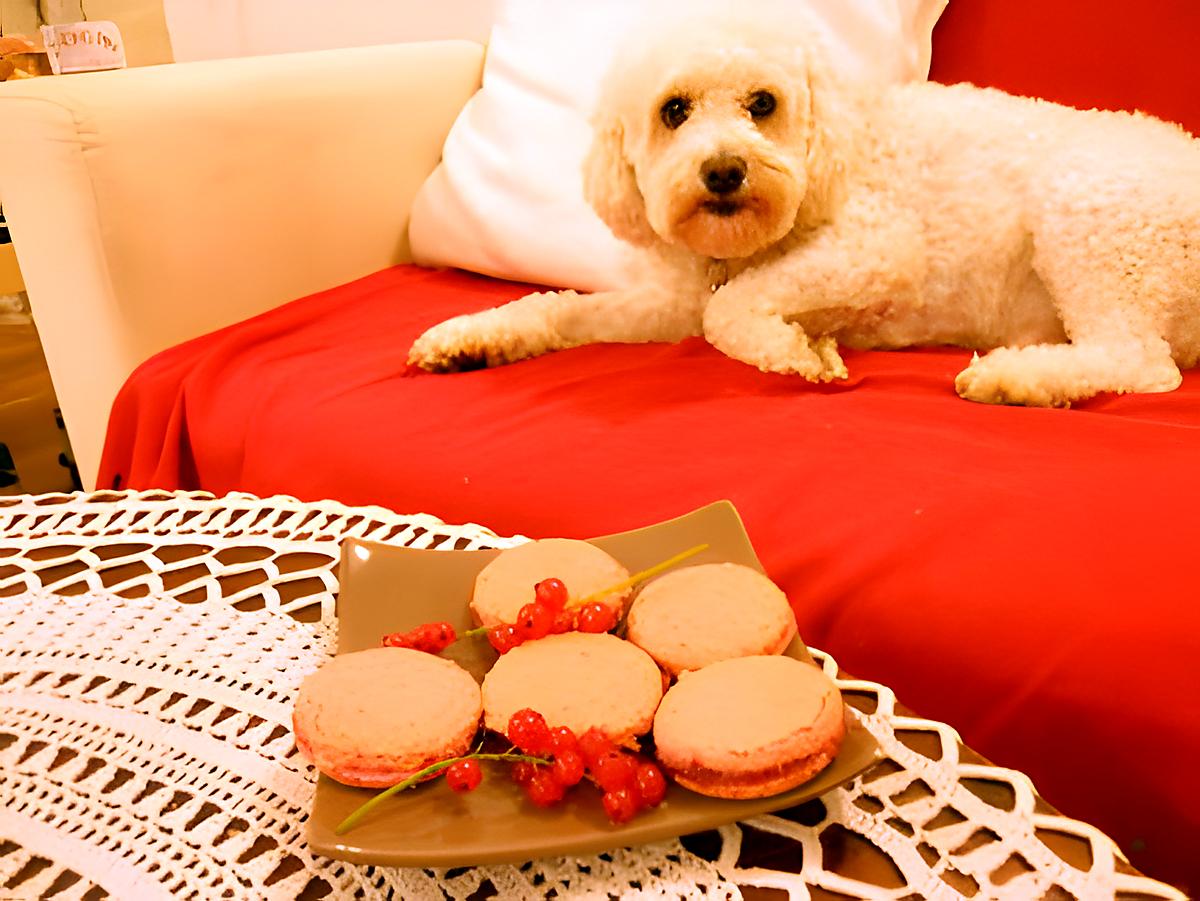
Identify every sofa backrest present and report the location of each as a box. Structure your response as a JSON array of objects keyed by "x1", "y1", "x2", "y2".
[
  {"x1": 0, "y1": 40, "x2": 483, "y2": 487},
  {"x1": 162, "y1": 0, "x2": 500, "y2": 62}
]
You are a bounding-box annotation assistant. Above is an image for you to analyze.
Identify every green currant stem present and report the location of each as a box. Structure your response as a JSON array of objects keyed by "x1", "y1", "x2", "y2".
[
  {"x1": 571, "y1": 543, "x2": 710, "y2": 607},
  {"x1": 334, "y1": 750, "x2": 549, "y2": 835},
  {"x1": 456, "y1": 543, "x2": 710, "y2": 643}
]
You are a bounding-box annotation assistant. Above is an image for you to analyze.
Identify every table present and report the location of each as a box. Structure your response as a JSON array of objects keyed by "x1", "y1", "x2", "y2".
[{"x1": 0, "y1": 490, "x2": 1185, "y2": 900}]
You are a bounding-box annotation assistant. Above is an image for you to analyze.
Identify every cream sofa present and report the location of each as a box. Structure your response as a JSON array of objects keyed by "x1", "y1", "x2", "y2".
[{"x1": 0, "y1": 41, "x2": 483, "y2": 487}]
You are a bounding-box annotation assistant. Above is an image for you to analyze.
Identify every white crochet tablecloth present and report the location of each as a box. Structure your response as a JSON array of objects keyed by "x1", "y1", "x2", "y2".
[{"x1": 0, "y1": 491, "x2": 1186, "y2": 901}]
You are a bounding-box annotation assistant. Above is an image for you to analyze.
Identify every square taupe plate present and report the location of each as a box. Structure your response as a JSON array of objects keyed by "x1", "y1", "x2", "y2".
[{"x1": 309, "y1": 500, "x2": 881, "y2": 867}]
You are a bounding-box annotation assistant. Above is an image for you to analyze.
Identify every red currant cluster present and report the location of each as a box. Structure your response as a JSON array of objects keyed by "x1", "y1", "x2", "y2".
[
  {"x1": 506, "y1": 708, "x2": 666, "y2": 824},
  {"x1": 380, "y1": 578, "x2": 619, "y2": 656},
  {"x1": 337, "y1": 710, "x2": 671, "y2": 834},
  {"x1": 486, "y1": 578, "x2": 620, "y2": 654},
  {"x1": 381, "y1": 621, "x2": 457, "y2": 653}
]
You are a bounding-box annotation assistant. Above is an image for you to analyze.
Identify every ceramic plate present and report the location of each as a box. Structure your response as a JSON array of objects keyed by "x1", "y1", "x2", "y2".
[{"x1": 308, "y1": 500, "x2": 881, "y2": 867}]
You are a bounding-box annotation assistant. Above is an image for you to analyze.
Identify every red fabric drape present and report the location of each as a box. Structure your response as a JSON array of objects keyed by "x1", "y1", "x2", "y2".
[
  {"x1": 100, "y1": 266, "x2": 1200, "y2": 888},
  {"x1": 930, "y1": 0, "x2": 1200, "y2": 136}
]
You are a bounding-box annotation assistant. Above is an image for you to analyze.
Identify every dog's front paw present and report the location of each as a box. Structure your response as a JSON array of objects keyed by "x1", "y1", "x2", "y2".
[
  {"x1": 408, "y1": 314, "x2": 518, "y2": 373},
  {"x1": 705, "y1": 308, "x2": 849, "y2": 382},
  {"x1": 954, "y1": 351, "x2": 1071, "y2": 407},
  {"x1": 748, "y1": 330, "x2": 848, "y2": 382},
  {"x1": 810, "y1": 335, "x2": 849, "y2": 382}
]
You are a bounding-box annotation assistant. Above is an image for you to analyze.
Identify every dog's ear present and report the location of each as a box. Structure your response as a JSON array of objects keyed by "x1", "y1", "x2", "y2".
[
  {"x1": 795, "y1": 45, "x2": 860, "y2": 229},
  {"x1": 582, "y1": 118, "x2": 658, "y2": 247}
]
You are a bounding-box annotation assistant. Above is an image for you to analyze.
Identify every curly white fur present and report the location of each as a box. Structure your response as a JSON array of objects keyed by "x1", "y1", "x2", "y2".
[{"x1": 409, "y1": 12, "x2": 1200, "y2": 407}]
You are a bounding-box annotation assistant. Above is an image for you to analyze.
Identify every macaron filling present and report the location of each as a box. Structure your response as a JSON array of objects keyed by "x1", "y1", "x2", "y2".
[{"x1": 658, "y1": 723, "x2": 844, "y2": 799}]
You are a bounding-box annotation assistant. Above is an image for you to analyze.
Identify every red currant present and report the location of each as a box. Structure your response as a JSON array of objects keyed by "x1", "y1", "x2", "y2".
[
  {"x1": 550, "y1": 749, "x2": 585, "y2": 787},
  {"x1": 487, "y1": 623, "x2": 521, "y2": 654},
  {"x1": 525, "y1": 769, "x2": 566, "y2": 808},
  {"x1": 591, "y1": 749, "x2": 639, "y2": 793},
  {"x1": 416, "y1": 630, "x2": 436, "y2": 651},
  {"x1": 635, "y1": 761, "x2": 667, "y2": 807},
  {"x1": 550, "y1": 610, "x2": 576, "y2": 634},
  {"x1": 578, "y1": 728, "x2": 616, "y2": 767},
  {"x1": 427, "y1": 622, "x2": 457, "y2": 651},
  {"x1": 511, "y1": 761, "x2": 537, "y2": 786},
  {"x1": 602, "y1": 787, "x2": 640, "y2": 824},
  {"x1": 533, "y1": 578, "x2": 569, "y2": 612},
  {"x1": 576, "y1": 602, "x2": 618, "y2": 634},
  {"x1": 406, "y1": 622, "x2": 456, "y2": 653},
  {"x1": 548, "y1": 725, "x2": 579, "y2": 755},
  {"x1": 515, "y1": 603, "x2": 554, "y2": 641},
  {"x1": 507, "y1": 708, "x2": 552, "y2": 755},
  {"x1": 445, "y1": 758, "x2": 483, "y2": 793}
]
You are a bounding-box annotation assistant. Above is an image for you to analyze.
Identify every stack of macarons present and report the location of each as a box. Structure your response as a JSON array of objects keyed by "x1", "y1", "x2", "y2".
[
  {"x1": 293, "y1": 537, "x2": 845, "y2": 802},
  {"x1": 475, "y1": 539, "x2": 666, "y2": 749},
  {"x1": 613, "y1": 556, "x2": 843, "y2": 799}
]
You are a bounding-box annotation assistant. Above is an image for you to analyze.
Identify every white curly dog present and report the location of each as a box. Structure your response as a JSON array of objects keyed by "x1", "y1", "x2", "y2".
[{"x1": 410, "y1": 14, "x2": 1200, "y2": 407}]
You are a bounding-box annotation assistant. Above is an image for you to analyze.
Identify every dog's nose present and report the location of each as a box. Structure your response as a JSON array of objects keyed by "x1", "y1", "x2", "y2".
[{"x1": 701, "y1": 154, "x2": 747, "y2": 195}]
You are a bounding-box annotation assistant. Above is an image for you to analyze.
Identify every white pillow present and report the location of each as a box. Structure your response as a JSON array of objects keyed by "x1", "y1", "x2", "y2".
[{"x1": 409, "y1": 0, "x2": 949, "y2": 292}]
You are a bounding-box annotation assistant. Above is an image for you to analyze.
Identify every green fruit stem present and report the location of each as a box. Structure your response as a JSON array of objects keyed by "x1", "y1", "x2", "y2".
[
  {"x1": 334, "y1": 750, "x2": 548, "y2": 835},
  {"x1": 573, "y1": 542, "x2": 709, "y2": 606}
]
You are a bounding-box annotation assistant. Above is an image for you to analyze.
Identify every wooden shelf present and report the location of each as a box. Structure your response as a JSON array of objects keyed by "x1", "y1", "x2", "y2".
[{"x1": 0, "y1": 243, "x2": 24, "y2": 294}]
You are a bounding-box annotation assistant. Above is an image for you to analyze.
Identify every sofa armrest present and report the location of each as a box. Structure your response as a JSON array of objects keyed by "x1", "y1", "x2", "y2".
[{"x1": 0, "y1": 40, "x2": 484, "y2": 488}]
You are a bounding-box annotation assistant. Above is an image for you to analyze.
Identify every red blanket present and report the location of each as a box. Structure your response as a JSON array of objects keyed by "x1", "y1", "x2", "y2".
[{"x1": 101, "y1": 265, "x2": 1199, "y2": 888}]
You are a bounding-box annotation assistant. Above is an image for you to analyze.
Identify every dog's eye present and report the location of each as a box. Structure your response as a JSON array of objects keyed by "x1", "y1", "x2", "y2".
[
  {"x1": 747, "y1": 91, "x2": 777, "y2": 119},
  {"x1": 660, "y1": 96, "x2": 691, "y2": 130}
]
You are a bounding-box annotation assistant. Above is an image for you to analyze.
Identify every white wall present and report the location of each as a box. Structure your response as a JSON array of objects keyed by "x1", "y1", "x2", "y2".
[{"x1": 163, "y1": 0, "x2": 499, "y2": 62}]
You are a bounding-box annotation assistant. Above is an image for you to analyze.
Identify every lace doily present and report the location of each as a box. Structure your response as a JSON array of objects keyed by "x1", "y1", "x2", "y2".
[{"x1": 0, "y1": 491, "x2": 1187, "y2": 900}]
